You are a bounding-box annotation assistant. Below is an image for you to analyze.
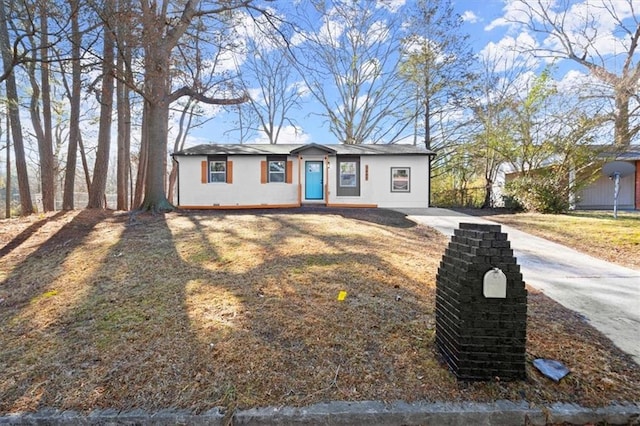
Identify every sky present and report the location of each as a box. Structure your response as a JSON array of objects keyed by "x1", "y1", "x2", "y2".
[{"x1": 183, "y1": 0, "x2": 635, "y2": 148}]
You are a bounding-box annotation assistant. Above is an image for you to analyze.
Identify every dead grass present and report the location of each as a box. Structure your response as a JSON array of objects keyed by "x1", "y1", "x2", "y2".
[
  {"x1": 1, "y1": 208, "x2": 639, "y2": 415},
  {"x1": 462, "y1": 209, "x2": 640, "y2": 271}
]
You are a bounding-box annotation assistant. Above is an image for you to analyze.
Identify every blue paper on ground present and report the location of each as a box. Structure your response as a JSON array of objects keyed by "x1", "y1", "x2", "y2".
[{"x1": 533, "y1": 358, "x2": 570, "y2": 382}]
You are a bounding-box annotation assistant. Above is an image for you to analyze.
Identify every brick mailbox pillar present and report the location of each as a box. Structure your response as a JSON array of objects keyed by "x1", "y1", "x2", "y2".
[{"x1": 435, "y1": 223, "x2": 527, "y2": 381}]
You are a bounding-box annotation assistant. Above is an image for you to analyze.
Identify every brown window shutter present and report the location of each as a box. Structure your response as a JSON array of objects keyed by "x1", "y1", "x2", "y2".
[
  {"x1": 365, "y1": 164, "x2": 369, "y2": 181},
  {"x1": 226, "y1": 161, "x2": 233, "y2": 184},
  {"x1": 260, "y1": 160, "x2": 267, "y2": 183},
  {"x1": 201, "y1": 160, "x2": 208, "y2": 183},
  {"x1": 286, "y1": 161, "x2": 293, "y2": 184}
]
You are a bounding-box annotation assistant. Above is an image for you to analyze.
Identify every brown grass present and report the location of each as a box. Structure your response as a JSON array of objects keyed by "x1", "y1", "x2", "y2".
[
  {"x1": 1, "y1": 208, "x2": 639, "y2": 415},
  {"x1": 462, "y1": 209, "x2": 640, "y2": 271}
]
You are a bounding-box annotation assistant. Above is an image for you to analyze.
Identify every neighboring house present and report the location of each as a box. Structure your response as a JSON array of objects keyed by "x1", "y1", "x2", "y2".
[
  {"x1": 492, "y1": 149, "x2": 640, "y2": 211},
  {"x1": 577, "y1": 150, "x2": 640, "y2": 210},
  {"x1": 171, "y1": 143, "x2": 435, "y2": 209}
]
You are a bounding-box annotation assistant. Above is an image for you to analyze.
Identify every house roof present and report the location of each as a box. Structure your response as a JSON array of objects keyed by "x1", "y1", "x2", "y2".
[
  {"x1": 173, "y1": 143, "x2": 436, "y2": 157},
  {"x1": 612, "y1": 150, "x2": 640, "y2": 161},
  {"x1": 594, "y1": 145, "x2": 640, "y2": 161}
]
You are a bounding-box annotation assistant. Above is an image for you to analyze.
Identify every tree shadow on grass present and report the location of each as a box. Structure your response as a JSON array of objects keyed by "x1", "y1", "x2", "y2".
[
  {"x1": 0, "y1": 210, "x2": 113, "y2": 309},
  {"x1": 4, "y1": 209, "x2": 637, "y2": 414},
  {"x1": 180, "y1": 206, "x2": 418, "y2": 229},
  {"x1": 0, "y1": 211, "x2": 68, "y2": 259},
  {"x1": 0, "y1": 209, "x2": 445, "y2": 414}
]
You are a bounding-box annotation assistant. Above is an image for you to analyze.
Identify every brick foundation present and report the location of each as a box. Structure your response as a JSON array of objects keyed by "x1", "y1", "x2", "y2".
[{"x1": 435, "y1": 223, "x2": 527, "y2": 381}]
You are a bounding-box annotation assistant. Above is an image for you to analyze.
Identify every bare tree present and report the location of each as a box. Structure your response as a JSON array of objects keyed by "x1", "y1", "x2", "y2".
[
  {"x1": 61, "y1": 0, "x2": 82, "y2": 210},
  {"x1": 87, "y1": 0, "x2": 116, "y2": 209},
  {"x1": 24, "y1": 0, "x2": 56, "y2": 212},
  {"x1": 0, "y1": 0, "x2": 33, "y2": 215},
  {"x1": 503, "y1": 0, "x2": 640, "y2": 146},
  {"x1": 3, "y1": 113, "x2": 11, "y2": 218},
  {"x1": 240, "y1": 32, "x2": 303, "y2": 144},
  {"x1": 399, "y1": 0, "x2": 475, "y2": 151},
  {"x1": 121, "y1": 0, "x2": 268, "y2": 212},
  {"x1": 291, "y1": 0, "x2": 414, "y2": 144},
  {"x1": 116, "y1": 0, "x2": 133, "y2": 211},
  {"x1": 466, "y1": 51, "x2": 517, "y2": 209}
]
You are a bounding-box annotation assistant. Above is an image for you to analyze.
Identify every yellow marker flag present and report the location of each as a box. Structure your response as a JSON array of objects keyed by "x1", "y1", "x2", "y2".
[{"x1": 337, "y1": 291, "x2": 347, "y2": 301}]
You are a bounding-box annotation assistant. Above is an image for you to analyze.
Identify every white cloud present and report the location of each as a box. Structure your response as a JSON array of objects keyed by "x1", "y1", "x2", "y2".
[
  {"x1": 555, "y1": 69, "x2": 611, "y2": 98},
  {"x1": 485, "y1": 0, "x2": 637, "y2": 61},
  {"x1": 479, "y1": 32, "x2": 540, "y2": 72},
  {"x1": 317, "y1": 15, "x2": 345, "y2": 48},
  {"x1": 485, "y1": 0, "x2": 534, "y2": 32},
  {"x1": 485, "y1": 17, "x2": 507, "y2": 32},
  {"x1": 461, "y1": 10, "x2": 480, "y2": 24}
]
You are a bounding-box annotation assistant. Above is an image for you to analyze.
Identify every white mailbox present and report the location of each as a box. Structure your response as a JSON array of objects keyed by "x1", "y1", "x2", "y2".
[{"x1": 483, "y1": 268, "x2": 507, "y2": 298}]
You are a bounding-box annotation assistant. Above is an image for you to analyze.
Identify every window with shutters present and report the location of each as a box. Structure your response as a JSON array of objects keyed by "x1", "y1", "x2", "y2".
[{"x1": 262, "y1": 156, "x2": 293, "y2": 184}]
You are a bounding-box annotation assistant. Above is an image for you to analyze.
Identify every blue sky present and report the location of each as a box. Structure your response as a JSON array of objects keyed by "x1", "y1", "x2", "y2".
[
  {"x1": 181, "y1": 0, "x2": 638, "y2": 148},
  {"x1": 184, "y1": 0, "x2": 510, "y2": 147}
]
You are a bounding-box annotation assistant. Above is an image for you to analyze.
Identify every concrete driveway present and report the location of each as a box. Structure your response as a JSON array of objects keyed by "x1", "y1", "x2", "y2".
[{"x1": 395, "y1": 208, "x2": 640, "y2": 365}]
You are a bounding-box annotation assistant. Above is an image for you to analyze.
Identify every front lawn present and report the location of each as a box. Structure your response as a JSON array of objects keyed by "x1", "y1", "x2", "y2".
[
  {"x1": 1, "y1": 208, "x2": 638, "y2": 415},
  {"x1": 468, "y1": 210, "x2": 640, "y2": 270}
]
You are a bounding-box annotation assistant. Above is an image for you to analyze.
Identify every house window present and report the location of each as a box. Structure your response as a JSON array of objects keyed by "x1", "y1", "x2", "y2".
[
  {"x1": 261, "y1": 156, "x2": 292, "y2": 184},
  {"x1": 209, "y1": 161, "x2": 226, "y2": 182},
  {"x1": 208, "y1": 155, "x2": 227, "y2": 183},
  {"x1": 391, "y1": 167, "x2": 410, "y2": 192},
  {"x1": 336, "y1": 156, "x2": 360, "y2": 196},
  {"x1": 268, "y1": 157, "x2": 286, "y2": 182}
]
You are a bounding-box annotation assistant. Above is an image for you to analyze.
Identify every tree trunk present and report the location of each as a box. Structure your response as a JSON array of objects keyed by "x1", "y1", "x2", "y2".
[
  {"x1": 424, "y1": 72, "x2": 431, "y2": 150},
  {"x1": 167, "y1": 161, "x2": 178, "y2": 205},
  {"x1": 39, "y1": 3, "x2": 54, "y2": 211},
  {"x1": 133, "y1": 101, "x2": 149, "y2": 209},
  {"x1": 116, "y1": 0, "x2": 131, "y2": 210},
  {"x1": 78, "y1": 132, "x2": 91, "y2": 193},
  {"x1": 4, "y1": 115, "x2": 10, "y2": 218},
  {"x1": 63, "y1": 0, "x2": 81, "y2": 210},
  {"x1": 138, "y1": 13, "x2": 172, "y2": 212},
  {"x1": 0, "y1": 1, "x2": 33, "y2": 215},
  {"x1": 140, "y1": 101, "x2": 172, "y2": 212},
  {"x1": 481, "y1": 178, "x2": 492, "y2": 209},
  {"x1": 116, "y1": 80, "x2": 131, "y2": 211},
  {"x1": 614, "y1": 89, "x2": 630, "y2": 146},
  {"x1": 88, "y1": 1, "x2": 116, "y2": 208}
]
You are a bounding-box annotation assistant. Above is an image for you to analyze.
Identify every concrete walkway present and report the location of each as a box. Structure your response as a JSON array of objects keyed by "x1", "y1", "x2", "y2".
[{"x1": 395, "y1": 208, "x2": 640, "y2": 365}]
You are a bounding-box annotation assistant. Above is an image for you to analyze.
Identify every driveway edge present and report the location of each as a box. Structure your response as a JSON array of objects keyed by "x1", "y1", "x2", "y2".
[{"x1": 1, "y1": 401, "x2": 639, "y2": 425}]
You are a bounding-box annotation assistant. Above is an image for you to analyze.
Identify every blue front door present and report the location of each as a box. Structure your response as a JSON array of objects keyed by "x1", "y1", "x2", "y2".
[{"x1": 305, "y1": 161, "x2": 324, "y2": 200}]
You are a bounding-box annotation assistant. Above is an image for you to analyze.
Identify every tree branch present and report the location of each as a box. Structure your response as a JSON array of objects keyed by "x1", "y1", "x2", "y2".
[{"x1": 169, "y1": 86, "x2": 248, "y2": 105}]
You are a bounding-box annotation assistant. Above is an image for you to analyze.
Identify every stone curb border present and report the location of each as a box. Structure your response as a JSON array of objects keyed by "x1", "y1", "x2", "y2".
[{"x1": 1, "y1": 400, "x2": 639, "y2": 425}]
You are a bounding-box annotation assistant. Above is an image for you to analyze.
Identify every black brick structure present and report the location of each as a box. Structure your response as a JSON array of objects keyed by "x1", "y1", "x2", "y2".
[{"x1": 435, "y1": 223, "x2": 527, "y2": 381}]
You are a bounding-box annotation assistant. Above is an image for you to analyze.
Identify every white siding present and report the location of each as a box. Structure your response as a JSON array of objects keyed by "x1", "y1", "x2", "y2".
[
  {"x1": 175, "y1": 155, "x2": 299, "y2": 207},
  {"x1": 176, "y1": 153, "x2": 431, "y2": 209},
  {"x1": 327, "y1": 155, "x2": 430, "y2": 208}
]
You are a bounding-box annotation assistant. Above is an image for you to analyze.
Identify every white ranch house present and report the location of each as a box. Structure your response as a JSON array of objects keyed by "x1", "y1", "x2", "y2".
[{"x1": 172, "y1": 143, "x2": 435, "y2": 209}]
